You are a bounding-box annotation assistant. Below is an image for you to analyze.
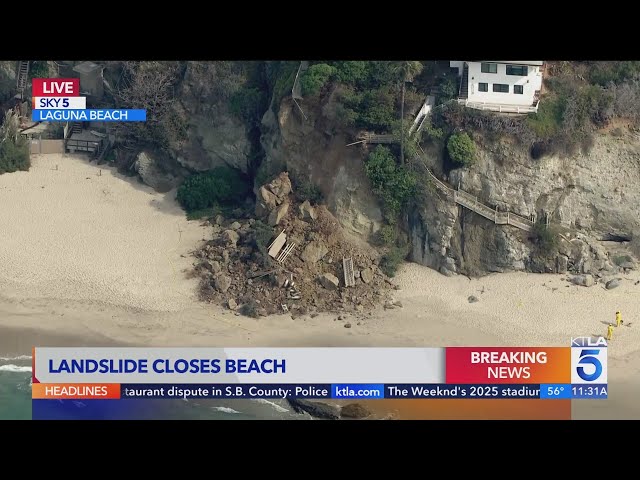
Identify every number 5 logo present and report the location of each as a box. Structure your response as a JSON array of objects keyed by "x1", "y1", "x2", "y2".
[{"x1": 577, "y1": 349, "x2": 602, "y2": 381}]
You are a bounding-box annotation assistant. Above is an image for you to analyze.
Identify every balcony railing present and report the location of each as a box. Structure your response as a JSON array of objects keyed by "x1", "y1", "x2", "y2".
[{"x1": 458, "y1": 99, "x2": 539, "y2": 114}]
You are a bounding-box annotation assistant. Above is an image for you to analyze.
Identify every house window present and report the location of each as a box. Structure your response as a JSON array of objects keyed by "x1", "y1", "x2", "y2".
[
  {"x1": 478, "y1": 82, "x2": 488, "y2": 92},
  {"x1": 481, "y1": 62, "x2": 498, "y2": 74},
  {"x1": 514, "y1": 85, "x2": 524, "y2": 94},
  {"x1": 506, "y1": 65, "x2": 528, "y2": 76},
  {"x1": 493, "y1": 83, "x2": 509, "y2": 93}
]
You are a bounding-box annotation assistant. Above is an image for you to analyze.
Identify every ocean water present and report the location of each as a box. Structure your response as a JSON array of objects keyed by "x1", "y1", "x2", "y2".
[
  {"x1": 0, "y1": 355, "x2": 307, "y2": 420},
  {"x1": 0, "y1": 355, "x2": 32, "y2": 420}
]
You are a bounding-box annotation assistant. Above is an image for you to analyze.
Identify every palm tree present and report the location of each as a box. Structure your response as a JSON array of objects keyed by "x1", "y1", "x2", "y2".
[{"x1": 394, "y1": 61, "x2": 424, "y2": 165}]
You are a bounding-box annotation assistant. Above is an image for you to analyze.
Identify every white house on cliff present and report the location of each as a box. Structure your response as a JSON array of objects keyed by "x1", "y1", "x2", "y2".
[{"x1": 450, "y1": 61, "x2": 544, "y2": 114}]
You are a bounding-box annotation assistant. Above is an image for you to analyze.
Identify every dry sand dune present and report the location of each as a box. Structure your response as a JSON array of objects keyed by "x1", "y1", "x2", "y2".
[{"x1": 1, "y1": 153, "x2": 639, "y2": 419}]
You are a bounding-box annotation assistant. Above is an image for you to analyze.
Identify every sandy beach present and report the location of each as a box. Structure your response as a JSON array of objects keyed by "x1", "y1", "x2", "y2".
[{"x1": 1, "y1": 153, "x2": 639, "y2": 419}]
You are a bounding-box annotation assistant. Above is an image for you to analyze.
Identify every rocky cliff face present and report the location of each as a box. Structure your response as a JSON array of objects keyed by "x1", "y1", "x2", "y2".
[
  {"x1": 172, "y1": 62, "x2": 251, "y2": 174},
  {"x1": 129, "y1": 62, "x2": 253, "y2": 191},
  {"x1": 410, "y1": 131, "x2": 640, "y2": 278},
  {"x1": 260, "y1": 88, "x2": 383, "y2": 237}
]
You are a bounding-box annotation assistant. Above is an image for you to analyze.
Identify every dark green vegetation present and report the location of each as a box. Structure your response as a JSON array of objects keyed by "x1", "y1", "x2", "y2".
[
  {"x1": 374, "y1": 225, "x2": 397, "y2": 246},
  {"x1": 364, "y1": 145, "x2": 417, "y2": 223},
  {"x1": 379, "y1": 245, "x2": 409, "y2": 277},
  {"x1": 176, "y1": 167, "x2": 250, "y2": 212},
  {"x1": 0, "y1": 137, "x2": 29, "y2": 174},
  {"x1": 446, "y1": 132, "x2": 476, "y2": 166},
  {"x1": 250, "y1": 220, "x2": 276, "y2": 268},
  {"x1": 613, "y1": 254, "x2": 633, "y2": 266},
  {"x1": 529, "y1": 220, "x2": 560, "y2": 256},
  {"x1": 28, "y1": 61, "x2": 49, "y2": 79},
  {"x1": 300, "y1": 64, "x2": 336, "y2": 96}
]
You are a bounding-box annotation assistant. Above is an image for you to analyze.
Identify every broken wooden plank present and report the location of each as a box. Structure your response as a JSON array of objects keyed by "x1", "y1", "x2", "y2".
[{"x1": 268, "y1": 230, "x2": 287, "y2": 258}]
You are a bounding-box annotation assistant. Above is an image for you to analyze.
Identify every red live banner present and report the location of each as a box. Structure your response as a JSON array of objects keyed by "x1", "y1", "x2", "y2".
[
  {"x1": 446, "y1": 347, "x2": 571, "y2": 384},
  {"x1": 32, "y1": 78, "x2": 79, "y2": 97}
]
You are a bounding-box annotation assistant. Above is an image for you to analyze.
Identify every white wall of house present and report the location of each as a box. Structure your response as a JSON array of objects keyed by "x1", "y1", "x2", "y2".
[{"x1": 466, "y1": 62, "x2": 542, "y2": 107}]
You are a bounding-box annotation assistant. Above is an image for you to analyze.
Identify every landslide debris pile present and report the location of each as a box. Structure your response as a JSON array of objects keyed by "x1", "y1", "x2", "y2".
[{"x1": 192, "y1": 172, "x2": 399, "y2": 317}]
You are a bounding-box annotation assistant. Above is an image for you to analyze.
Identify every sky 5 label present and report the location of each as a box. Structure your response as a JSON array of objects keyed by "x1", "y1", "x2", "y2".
[{"x1": 571, "y1": 347, "x2": 607, "y2": 384}]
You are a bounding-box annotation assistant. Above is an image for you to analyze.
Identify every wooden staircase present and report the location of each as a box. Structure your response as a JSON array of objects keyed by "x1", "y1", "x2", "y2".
[
  {"x1": 16, "y1": 61, "x2": 29, "y2": 98},
  {"x1": 459, "y1": 63, "x2": 469, "y2": 99},
  {"x1": 342, "y1": 257, "x2": 355, "y2": 287},
  {"x1": 72, "y1": 122, "x2": 82, "y2": 134}
]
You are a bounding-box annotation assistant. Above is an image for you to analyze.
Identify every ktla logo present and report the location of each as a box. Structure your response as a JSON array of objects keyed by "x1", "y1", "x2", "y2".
[{"x1": 571, "y1": 337, "x2": 608, "y2": 384}]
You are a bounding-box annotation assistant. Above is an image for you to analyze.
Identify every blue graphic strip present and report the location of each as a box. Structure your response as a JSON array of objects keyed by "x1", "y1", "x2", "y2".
[
  {"x1": 121, "y1": 383, "x2": 333, "y2": 399},
  {"x1": 540, "y1": 384, "x2": 572, "y2": 399},
  {"x1": 331, "y1": 384, "x2": 385, "y2": 399},
  {"x1": 386, "y1": 384, "x2": 541, "y2": 399},
  {"x1": 32, "y1": 109, "x2": 146, "y2": 122},
  {"x1": 570, "y1": 384, "x2": 608, "y2": 399}
]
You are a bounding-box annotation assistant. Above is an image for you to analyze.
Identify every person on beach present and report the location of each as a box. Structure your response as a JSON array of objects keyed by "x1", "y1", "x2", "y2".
[
  {"x1": 616, "y1": 311, "x2": 622, "y2": 327},
  {"x1": 607, "y1": 324, "x2": 614, "y2": 341}
]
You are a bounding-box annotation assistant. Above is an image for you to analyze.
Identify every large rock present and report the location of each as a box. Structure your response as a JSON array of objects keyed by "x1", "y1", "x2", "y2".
[
  {"x1": 268, "y1": 202, "x2": 289, "y2": 226},
  {"x1": 204, "y1": 260, "x2": 221, "y2": 274},
  {"x1": 267, "y1": 172, "x2": 292, "y2": 199},
  {"x1": 571, "y1": 274, "x2": 595, "y2": 287},
  {"x1": 301, "y1": 241, "x2": 329, "y2": 263},
  {"x1": 340, "y1": 403, "x2": 372, "y2": 419},
  {"x1": 221, "y1": 229, "x2": 240, "y2": 248},
  {"x1": 556, "y1": 255, "x2": 568, "y2": 274},
  {"x1": 287, "y1": 399, "x2": 340, "y2": 419},
  {"x1": 360, "y1": 268, "x2": 373, "y2": 284},
  {"x1": 133, "y1": 151, "x2": 181, "y2": 192},
  {"x1": 319, "y1": 273, "x2": 339, "y2": 290},
  {"x1": 620, "y1": 261, "x2": 636, "y2": 271},
  {"x1": 214, "y1": 274, "x2": 232, "y2": 293},
  {"x1": 299, "y1": 200, "x2": 317, "y2": 221},
  {"x1": 257, "y1": 186, "x2": 278, "y2": 211},
  {"x1": 606, "y1": 278, "x2": 621, "y2": 290}
]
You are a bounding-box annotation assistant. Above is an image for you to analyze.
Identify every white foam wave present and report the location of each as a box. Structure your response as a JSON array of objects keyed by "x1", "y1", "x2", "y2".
[
  {"x1": 211, "y1": 406, "x2": 241, "y2": 414},
  {"x1": 251, "y1": 399, "x2": 290, "y2": 413},
  {"x1": 0, "y1": 355, "x2": 32, "y2": 361},
  {"x1": 0, "y1": 364, "x2": 32, "y2": 373}
]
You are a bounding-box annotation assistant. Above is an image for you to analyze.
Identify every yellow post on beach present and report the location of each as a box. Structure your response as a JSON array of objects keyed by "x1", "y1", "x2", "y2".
[
  {"x1": 616, "y1": 311, "x2": 622, "y2": 327},
  {"x1": 607, "y1": 324, "x2": 614, "y2": 341}
]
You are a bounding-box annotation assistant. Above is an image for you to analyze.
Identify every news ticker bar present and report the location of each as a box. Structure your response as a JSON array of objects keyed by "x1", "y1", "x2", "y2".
[
  {"x1": 32, "y1": 383, "x2": 609, "y2": 400},
  {"x1": 32, "y1": 109, "x2": 146, "y2": 122}
]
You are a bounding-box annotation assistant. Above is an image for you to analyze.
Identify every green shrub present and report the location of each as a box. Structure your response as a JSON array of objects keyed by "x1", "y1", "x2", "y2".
[
  {"x1": 439, "y1": 77, "x2": 458, "y2": 101},
  {"x1": 379, "y1": 245, "x2": 408, "y2": 277},
  {"x1": 529, "y1": 220, "x2": 559, "y2": 256},
  {"x1": 300, "y1": 64, "x2": 336, "y2": 96},
  {"x1": 354, "y1": 88, "x2": 397, "y2": 132},
  {"x1": 365, "y1": 145, "x2": 417, "y2": 222},
  {"x1": 526, "y1": 95, "x2": 564, "y2": 139},
  {"x1": 613, "y1": 255, "x2": 632, "y2": 266},
  {"x1": 251, "y1": 220, "x2": 275, "y2": 268},
  {"x1": 421, "y1": 121, "x2": 444, "y2": 142},
  {"x1": 375, "y1": 225, "x2": 396, "y2": 246},
  {"x1": 296, "y1": 181, "x2": 324, "y2": 204},
  {"x1": 333, "y1": 61, "x2": 368, "y2": 86},
  {"x1": 0, "y1": 138, "x2": 30, "y2": 175},
  {"x1": 588, "y1": 61, "x2": 640, "y2": 86},
  {"x1": 447, "y1": 132, "x2": 476, "y2": 167},
  {"x1": 176, "y1": 167, "x2": 249, "y2": 212},
  {"x1": 230, "y1": 87, "x2": 268, "y2": 127},
  {"x1": 28, "y1": 61, "x2": 49, "y2": 79}
]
